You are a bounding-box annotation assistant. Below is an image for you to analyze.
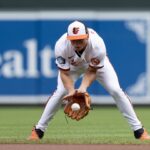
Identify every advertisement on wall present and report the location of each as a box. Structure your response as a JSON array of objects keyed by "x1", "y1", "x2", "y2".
[{"x1": 0, "y1": 11, "x2": 150, "y2": 104}]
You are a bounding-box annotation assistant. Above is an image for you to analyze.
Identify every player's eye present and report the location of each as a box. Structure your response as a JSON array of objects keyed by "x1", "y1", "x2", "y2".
[{"x1": 71, "y1": 40, "x2": 84, "y2": 44}]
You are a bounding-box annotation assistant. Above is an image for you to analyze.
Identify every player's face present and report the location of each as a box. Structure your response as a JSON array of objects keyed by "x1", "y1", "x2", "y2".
[{"x1": 70, "y1": 39, "x2": 88, "y2": 51}]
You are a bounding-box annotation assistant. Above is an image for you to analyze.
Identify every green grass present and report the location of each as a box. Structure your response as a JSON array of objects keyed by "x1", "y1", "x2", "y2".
[{"x1": 0, "y1": 105, "x2": 150, "y2": 144}]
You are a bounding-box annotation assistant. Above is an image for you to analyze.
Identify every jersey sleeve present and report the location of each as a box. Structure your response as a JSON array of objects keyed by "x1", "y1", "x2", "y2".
[
  {"x1": 89, "y1": 51, "x2": 105, "y2": 69},
  {"x1": 89, "y1": 32, "x2": 106, "y2": 69},
  {"x1": 55, "y1": 39, "x2": 70, "y2": 71}
]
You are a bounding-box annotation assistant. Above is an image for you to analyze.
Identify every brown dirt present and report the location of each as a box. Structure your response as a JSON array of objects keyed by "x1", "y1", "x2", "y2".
[{"x1": 0, "y1": 144, "x2": 150, "y2": 150}]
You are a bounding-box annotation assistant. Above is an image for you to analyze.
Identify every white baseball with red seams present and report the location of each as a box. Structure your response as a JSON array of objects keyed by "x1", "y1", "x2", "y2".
[{"x1": 71, "y1": 103, "x2": 80, "y2": 111}]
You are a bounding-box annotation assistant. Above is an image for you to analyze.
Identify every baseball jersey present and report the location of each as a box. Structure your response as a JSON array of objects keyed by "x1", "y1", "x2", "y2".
[{"x1": 55, "y1": 28, "x2": 106, "y2": 71}]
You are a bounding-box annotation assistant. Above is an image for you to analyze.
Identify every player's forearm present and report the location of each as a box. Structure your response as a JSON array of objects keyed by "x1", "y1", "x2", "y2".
[
  {"x1": 60, "y1": 70, "x2": 74, "y2": 93},
  {"x1": 79, "y1": 67, "x2": 97, "y2": 92}
]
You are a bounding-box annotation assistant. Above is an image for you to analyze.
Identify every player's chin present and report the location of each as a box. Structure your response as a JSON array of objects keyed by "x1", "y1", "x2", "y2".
[{"x1": 75, "y1": 47, "x2": 83, "y2": 51}]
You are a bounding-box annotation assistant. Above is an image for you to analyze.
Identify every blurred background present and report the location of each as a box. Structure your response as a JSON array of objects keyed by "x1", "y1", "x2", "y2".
[{"x1": 0, "y1": 0, "x2": 150, "y2": 105}]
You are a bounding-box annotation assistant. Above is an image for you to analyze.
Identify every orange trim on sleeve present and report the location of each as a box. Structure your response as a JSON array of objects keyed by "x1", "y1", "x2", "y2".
[
  {"x1": 58, "y1": 67, "x2": 70, "y2": 71},
  {"x1": 89, "y1": 65, "x2": 104, "y2": 69}
]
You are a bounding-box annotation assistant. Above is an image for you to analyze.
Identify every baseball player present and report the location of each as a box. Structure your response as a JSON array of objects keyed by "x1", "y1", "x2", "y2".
[{"x1": 28, "y1": 21, "x2": 150, "y2": 140}]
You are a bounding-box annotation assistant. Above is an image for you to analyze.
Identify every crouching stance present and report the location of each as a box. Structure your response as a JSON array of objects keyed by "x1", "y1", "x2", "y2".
[{"x1": 28, "y1": 21, "x2": 150, "y2": 141}]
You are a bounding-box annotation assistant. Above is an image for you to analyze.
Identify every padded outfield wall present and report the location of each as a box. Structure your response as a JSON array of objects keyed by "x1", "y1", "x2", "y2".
[{"x1": 0, "y1": 11, "x2": 150, "y2": 104}]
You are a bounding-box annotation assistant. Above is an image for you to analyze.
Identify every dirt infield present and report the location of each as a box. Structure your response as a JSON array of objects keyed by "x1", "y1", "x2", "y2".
[{"x1": 0, "y1": 144, "x2": 150, "y2": 150}]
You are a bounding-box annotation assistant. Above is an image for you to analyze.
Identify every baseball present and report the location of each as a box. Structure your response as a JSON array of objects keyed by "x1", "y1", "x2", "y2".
[{"x1": 71, "y1": 103, "x2": 80, "y2": 111}]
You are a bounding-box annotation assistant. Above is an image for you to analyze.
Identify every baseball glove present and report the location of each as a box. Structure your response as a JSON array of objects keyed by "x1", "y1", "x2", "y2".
[{"x1": 63, "y1": 91, "x2": 91, "y2": 121}]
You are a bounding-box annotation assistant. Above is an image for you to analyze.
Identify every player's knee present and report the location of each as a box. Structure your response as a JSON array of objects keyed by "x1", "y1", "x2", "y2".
[
  {"x1": 47, "y1": 89, "x2": 67, "y2": 103},
  {"x1": 55, "y1": 88, "x2": 67, "y2": 96},
  {"x1": 108, "y1": 87, "x2": 124, "y2": 99}
]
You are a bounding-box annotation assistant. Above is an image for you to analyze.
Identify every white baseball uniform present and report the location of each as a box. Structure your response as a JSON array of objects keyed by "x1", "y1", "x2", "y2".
[{"x1": 36, "y1": 28, "x2": 142, "y2": 132}]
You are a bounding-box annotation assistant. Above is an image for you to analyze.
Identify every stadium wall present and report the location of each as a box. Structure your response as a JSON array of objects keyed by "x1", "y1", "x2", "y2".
[
  {"x1": 0, "y1": 11, "x2": 150, "y2": 104},
  {"x1": 0, "y1": 0, "x2": 150, "y2": 10}
]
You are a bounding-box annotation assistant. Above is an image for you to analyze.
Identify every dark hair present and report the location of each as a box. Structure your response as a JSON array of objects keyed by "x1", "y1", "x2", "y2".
[{"x1": 85, "y1": 26, "x2": 88, "y2": 34}]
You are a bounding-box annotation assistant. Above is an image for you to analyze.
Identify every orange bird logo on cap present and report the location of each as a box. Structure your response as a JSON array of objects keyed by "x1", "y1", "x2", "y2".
[{"x1": 73, "y1": 27, "x2": 79, "y2": 34}]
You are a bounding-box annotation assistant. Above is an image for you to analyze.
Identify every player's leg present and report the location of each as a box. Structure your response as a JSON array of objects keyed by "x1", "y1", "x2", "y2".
[
  {"x1": 28, "y1": 70, "x2": 81, "y2": 140},
  {"x1": 28, "y1": 72, "x2": 67, "y2": 140},
  {"x1": 35, "y1": 82, "x2": 67, "y2": 132},
  {"x1": 96, "y1": 57, "x2": 150, "y2": 140}
]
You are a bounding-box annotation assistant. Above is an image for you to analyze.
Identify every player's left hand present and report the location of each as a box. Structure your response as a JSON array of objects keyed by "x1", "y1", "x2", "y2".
[{"x1": 63, "y1": 91, "x2": 91, "y2": 121}]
